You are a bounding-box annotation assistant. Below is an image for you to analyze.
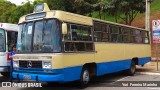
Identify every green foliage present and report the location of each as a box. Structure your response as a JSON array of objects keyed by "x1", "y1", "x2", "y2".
[
  {"x1": 94, "y1": 0, "x2": 145, "y2": 25},
  {"x1": 0, "y1": 0, "x2": 159, "y2": 25},
  {"x1": 0, "y1": 0, "x2": 45, "y2": 23},
  {"x1": 45, "y1": 0, "x2": 97, "y2": 15},
  {"x1": 9, "y1": 2, "x2": 34, "y2": 23},
  {"x1": 0, "y1": 0, "x2": 16, "y2": 23},
  {"x1": 150, "y1": 0, "x2": 160, "y2": 12}
]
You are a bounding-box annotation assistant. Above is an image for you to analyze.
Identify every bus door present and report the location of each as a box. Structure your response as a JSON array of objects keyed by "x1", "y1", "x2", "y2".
[{"x1": 7, "y1": 31, "x2": 18, "y2": 52}]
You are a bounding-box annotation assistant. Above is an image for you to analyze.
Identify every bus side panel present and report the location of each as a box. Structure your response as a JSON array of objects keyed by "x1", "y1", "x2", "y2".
[
  {"x1": 52, "y1": 53, "x2": 94, "y2": 82},
  {"x1": 94, "y1": 43, "x2": 151, "y2": 76},
  {"x1": 96, "y1": 60, "x2": 131, "y2": 76},
  {"x1": 125, "y1": 44, "x2": 151, "y2": 66},
  {"x1": 62, "y1": 66, "x2": 83, "y2": 82}
]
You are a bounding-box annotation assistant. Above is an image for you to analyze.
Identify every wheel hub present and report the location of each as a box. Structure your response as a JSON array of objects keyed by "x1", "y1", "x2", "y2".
[{"x1": 83, "y1": 70, "x2": 89, "y2": 84}]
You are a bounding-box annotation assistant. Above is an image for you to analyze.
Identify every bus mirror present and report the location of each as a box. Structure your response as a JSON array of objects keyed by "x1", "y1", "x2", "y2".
[{"x1": 62, "y1": 23, "x2": 67, "y2": 35}]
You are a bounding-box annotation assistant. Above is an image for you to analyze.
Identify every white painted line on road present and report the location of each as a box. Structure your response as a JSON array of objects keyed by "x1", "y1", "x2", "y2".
[
  {"x1": 137, "y1": 72, "x2": 160, "y2": 75},
  {"x1": 110, "y1": 76, "x2": 131, "y2": 84},
  {"x1": 116, "y1": 76, "x2": 131, "y2": 81},
  {"x1": 148, "y1": 87, "x2": 160, "y2": 90}
]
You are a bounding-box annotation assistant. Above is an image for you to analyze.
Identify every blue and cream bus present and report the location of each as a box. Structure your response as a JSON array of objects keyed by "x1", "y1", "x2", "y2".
[{"x1": 12, "y1": 3, "x2": 151, "y2": 88}]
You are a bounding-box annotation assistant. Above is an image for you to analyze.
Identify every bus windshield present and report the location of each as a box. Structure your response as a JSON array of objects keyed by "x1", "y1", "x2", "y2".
[
  {"x1": 0, "y1": 29, "x2": 6, "y2": 52},
  {"x1": 17, "y1": 19, "x2": 61, "y2": 53}
]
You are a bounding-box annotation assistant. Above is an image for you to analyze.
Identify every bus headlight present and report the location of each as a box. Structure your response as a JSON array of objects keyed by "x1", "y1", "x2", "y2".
[
  {"x1": 13, "y1": 61, "x2": 19, "y2": 68},
  {"x1": 42, "y1": 61, "x2": 52, "y2": 69}
]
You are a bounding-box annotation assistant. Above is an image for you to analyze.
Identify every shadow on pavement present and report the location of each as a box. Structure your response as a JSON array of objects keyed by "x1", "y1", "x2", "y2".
[{"x1": 0, "y1": 74, "x2": 10, "y2": 82}]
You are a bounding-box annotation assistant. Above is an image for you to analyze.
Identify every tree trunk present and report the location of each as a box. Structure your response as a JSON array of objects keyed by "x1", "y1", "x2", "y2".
[
  {"x1": 99, "y1": 10, "x2": 101, "y2": 19},
  {"x1": 125, "y1": 12, "x2": 128, "y2": 25}
]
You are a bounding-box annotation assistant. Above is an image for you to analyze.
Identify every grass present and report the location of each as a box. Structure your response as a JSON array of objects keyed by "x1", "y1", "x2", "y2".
[
  {"x1": 151, "y1": 0, "x2": 160, "y2": 12},
  {"x1": 91, "y1": 0, "x2": 160, "y2": 23},
  {"x1": 91, "y1": 11, "x2": 117, "y2": 22}
]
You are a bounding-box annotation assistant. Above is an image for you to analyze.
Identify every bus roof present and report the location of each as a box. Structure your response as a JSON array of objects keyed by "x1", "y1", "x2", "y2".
[
  {"x1": 19, "y1": 10, "x2": 147, "y2": 31},
  {"x1": 19, "y1": 10, "x2": 93, "y2": 26},
  {"x1": 0, "y1": 23, "x2": 18, "y2": 32}
]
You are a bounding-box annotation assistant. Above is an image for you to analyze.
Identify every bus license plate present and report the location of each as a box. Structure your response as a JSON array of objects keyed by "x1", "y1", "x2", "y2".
[{"x1": 23, "y1": 75, "x2": 31, "y2": 80}]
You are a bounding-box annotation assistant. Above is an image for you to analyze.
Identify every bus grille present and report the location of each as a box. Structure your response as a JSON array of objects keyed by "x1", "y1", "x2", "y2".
[{"x1": 19, "y1": 60, "x2": 42, "y2": 68}]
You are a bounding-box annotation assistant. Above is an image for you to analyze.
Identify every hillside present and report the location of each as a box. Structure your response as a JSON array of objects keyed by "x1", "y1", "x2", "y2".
[
  {"x1": 92, "y1": 0, "x2": 160, "y2": 28},
  {"x1": 131, "y1": 0, "x2": 160, "y2": 28}
]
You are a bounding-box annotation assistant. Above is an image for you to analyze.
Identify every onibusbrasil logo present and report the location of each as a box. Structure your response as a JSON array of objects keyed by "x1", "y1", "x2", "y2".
[{"x1": 2, "y1": 82, "x2": 42, "y2": 87}]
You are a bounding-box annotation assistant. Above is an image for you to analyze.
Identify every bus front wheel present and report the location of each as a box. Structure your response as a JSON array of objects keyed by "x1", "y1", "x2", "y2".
[{"x1": 79, "y1": 67, "x2": 90, "y2": 88}]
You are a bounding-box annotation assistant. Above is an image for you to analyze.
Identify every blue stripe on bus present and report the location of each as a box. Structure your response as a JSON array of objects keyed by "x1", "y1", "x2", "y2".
[
  {"x1": 12, "y1": 72, "x2": 64, "y2": 82},
  {"x1": 96, "y1": 57, "x2": 151, "y2": 76},
  {"x1": 138, "y1": 57, "x2": 151, "y2": 66},
  {"x1": 12, "y1": 66, "x2": 83, "y2": 82},
  {"x1": 12, "y1": 57, "x2": 151, "y2": 82},
  {"x1": 96, "y1": 60, "x2": 131, "y2": 76},
  {"x1": 62, "y1": 66, "x2": 82, "y2": 82}
]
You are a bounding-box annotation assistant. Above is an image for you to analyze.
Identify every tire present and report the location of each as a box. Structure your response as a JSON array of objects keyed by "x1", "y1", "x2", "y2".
[
  {"x1": 1, "y1": 72, "x2": 10, "y2": 77},
  {"x1": 126, "y1": 61, "x2": 136, "y2": 76},
  {"x1": 79, "y1": 67, "x2": 90, "y2": 88}
]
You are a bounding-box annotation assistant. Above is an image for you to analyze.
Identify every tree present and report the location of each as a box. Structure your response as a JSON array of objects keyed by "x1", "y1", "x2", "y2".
[
  {"x1": 8, "y1": 0, "x2": 45, "y2": 23},
  {"x1": 96, "y1": 0, "x2": 145, "y2": 25},
  {"x1": 8, "y1": 2, "x2": 34, "y2": 23},
  {"x1": 45, "y1": 0, "x2": 97, "y2": 15},
  {"x1": 0, "y1": 0, "x2": 16, "y2": 23},
  {"x1": 113, "y1": 0, "x2": 145, "y2": 25}
]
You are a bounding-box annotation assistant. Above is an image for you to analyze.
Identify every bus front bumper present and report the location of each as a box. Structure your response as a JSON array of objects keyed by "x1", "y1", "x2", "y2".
[{"x1": 12, "y1": 72, "x2": 64, "y2": 82}]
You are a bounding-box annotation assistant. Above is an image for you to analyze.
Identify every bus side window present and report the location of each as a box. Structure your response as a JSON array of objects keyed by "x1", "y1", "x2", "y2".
[
  {"x1": 64, "y1": 24, "x2": 94, "y2": 52},
  {"x1": 72, "y1": 32, "x2": 78, "y2": 41}
]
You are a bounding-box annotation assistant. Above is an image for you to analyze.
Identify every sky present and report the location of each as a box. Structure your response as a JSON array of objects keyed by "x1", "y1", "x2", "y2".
[{"x1": 6, "y1": 0, "x2": 34, "y2": 5}]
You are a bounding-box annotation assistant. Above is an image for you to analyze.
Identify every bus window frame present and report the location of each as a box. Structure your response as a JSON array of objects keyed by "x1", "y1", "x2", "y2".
[
  {"x1": 93, "y1": 20, "x2": 150, "y2": 44},
  {"x1": 110, "y1": 25, "x2": 120, "y2": 43},
  {"x1": 141, "y1": 30, "x2": 150, "y2": 44},
  {"x1": 93, "y1": 21, "x2": 111, "y2": 42},
  {"x1": 62, "y1": 23, "x2": 95, "y2": 53},
  {"x1": 121, "y1": 27, "x2": 130, "y2": 43},
  {"x1": 17, "y1": 18, "x2": 62, "y2": 54}
]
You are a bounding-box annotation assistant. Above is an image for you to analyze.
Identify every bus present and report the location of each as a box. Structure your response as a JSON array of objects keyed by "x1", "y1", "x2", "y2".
[
  {"x1": 12, "y1": 3, "x2": 151, "y2": 87},
  {"x1": 0, "y1": 23, "x2": 18, "y2": 76}
]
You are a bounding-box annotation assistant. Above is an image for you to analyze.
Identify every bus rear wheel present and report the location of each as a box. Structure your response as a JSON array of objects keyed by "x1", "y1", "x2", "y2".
[
  {"x1": 126, "y1": 61, "x2": 136, "y2": 76},
  {"x1": 79, "y1": 67, "x2": 90, "y2": 88}
]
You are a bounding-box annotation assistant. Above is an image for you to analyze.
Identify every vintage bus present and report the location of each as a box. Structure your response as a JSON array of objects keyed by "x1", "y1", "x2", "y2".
[
  {"x1": 0, "y1": 23, "x2": 18, "y2": 76},
  {"x1": 12, "y1": 3, "x2": 151, "y2": 87}
]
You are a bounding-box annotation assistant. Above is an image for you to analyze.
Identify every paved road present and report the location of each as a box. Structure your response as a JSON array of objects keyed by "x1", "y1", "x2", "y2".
[{"x1": 0, "y1": 62, "x2": 160, "y2": 90}]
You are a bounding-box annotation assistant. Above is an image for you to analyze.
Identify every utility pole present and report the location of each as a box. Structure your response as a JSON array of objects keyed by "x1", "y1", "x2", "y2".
[
  {"x1": 146, "y1": 0, "x2": 159, "y2": 71},
  {"x1": 145, "y1": 0, "x2": 152, "y2": 31}
]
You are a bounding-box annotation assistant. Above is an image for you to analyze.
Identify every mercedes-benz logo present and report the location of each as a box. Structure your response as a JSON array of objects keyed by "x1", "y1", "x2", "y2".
[{"x1": 27, "y1": 61, "x2": 32, "y2": 68}]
